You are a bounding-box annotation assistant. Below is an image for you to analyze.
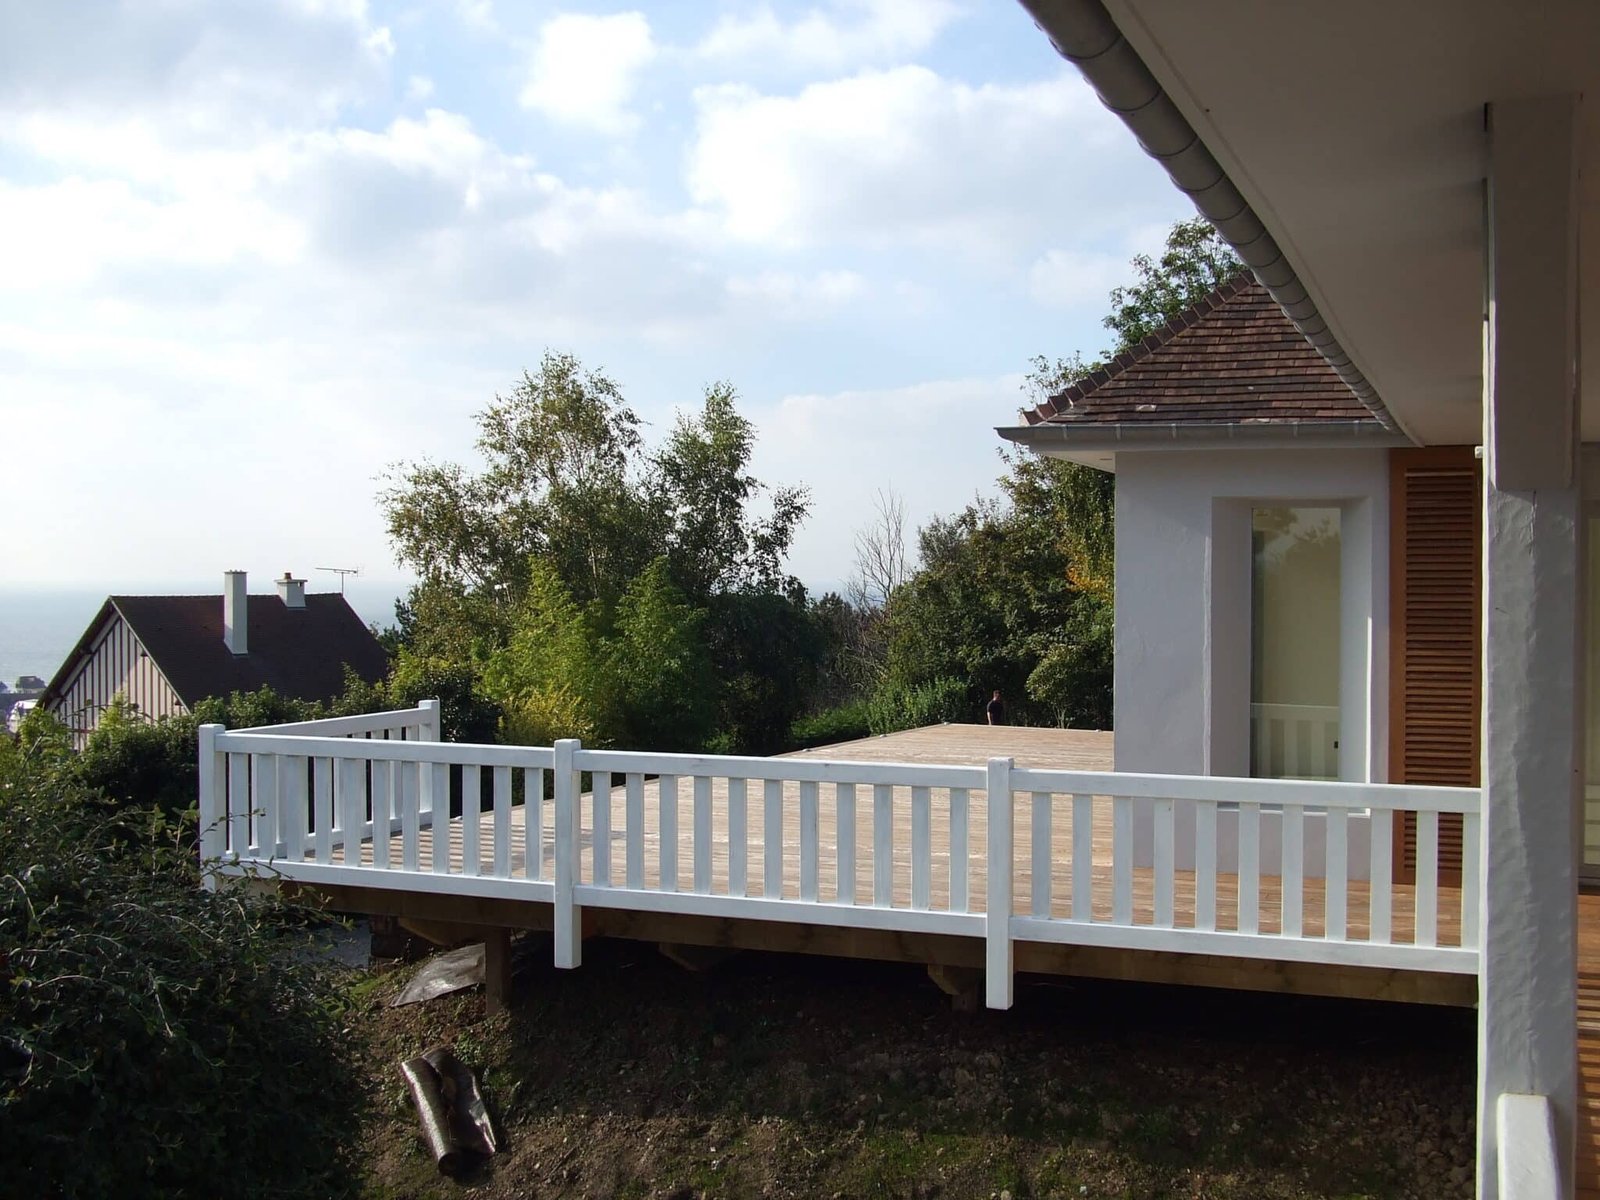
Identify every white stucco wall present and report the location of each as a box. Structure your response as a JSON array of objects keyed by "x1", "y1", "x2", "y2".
[{"x1": 1113, "y1": 448, "x2": 1391, "y2": 878}]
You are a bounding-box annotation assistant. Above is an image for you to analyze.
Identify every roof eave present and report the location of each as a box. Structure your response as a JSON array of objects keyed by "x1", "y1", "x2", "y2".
[
  {"x1": 1014, "y1": 0, "x2": 1407, "y2": 436},
  {"x1": 997, "y1": 419, "x2": 1414, "y2": 456}
]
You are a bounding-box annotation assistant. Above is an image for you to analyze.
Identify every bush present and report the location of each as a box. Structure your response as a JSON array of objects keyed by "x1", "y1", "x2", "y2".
[
  {"x1": 0, "y1": 742, "x2": 363, "y2": 1199},
  {"x1": 789, "y1": 700, "x2": 874, "y2": 750},
  {"x1": 866, "y1": 677, "x2": 970, "y2": 736},
  {"x1": 500, "y1": 682, "x2": 600, "y2": 746}
]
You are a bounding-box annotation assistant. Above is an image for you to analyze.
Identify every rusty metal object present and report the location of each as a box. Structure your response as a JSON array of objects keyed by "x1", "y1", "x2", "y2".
[{"x1": 400, "y1": 1045, "x2": 498, "y2": 1174}]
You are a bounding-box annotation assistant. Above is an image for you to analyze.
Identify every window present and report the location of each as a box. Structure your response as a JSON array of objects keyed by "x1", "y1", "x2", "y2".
[{"x1": 1250, "y1": 506, "x2": 1341, "y2": 780}]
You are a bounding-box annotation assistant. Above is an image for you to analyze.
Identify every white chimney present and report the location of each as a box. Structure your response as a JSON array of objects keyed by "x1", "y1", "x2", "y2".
[
  {"x1": 276, "y1": 571, "x2": 307, "y2": 609},
  {"x1": 223, "y1": 570, "x2": 248, "y2": 655}
]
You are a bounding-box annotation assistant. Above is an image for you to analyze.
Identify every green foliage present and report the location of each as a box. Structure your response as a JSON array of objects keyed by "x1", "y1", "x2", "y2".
[
  {"x1": 0, "y1": 737, "x2": 362, "y2": 1199},
  {"x1": 337, "y1": 652, "x2": 503, "y2": 745},
  {"x1": 788, "y1": 699, "x2": 874, "y2": 750},
  {"x1": 656, "y1": 385, "x2": 810, "y2": 603},
  {"x1": 1103, "y1": 216, "x2": 1244, "y2": 355},
  {"x1": 380, "y1": 355, "x2": 814, "y2": 754},
  {"x1": 381, "y1": 351, "x2": 656, "y2": 609},
  {"x1": 74, "y1": 689, "x2": 324, "y2": 824},
  {"x1": 480, "y1": 558, "x2": 717, "y2": 751},
  {"x1": 865, "y1": 677, "x2": 970, "y2": 736},
  {"x1": 705, "y1": 589, "x2": 825, "y2": 755},
  {"x1": 74, "y1": 698, "x2": 206, "y2": 825},
  {"x1": 604, "y1": 560, "x2": 716, "y2": 751},
  {"x1": 500, "y1": 682, "x2": 599, "y2": 747},
  {"x1": 479, "y1": 560, "x2": 606, "y2": 744},
  {"x1": 882, "y1": 455, "x2": 1113, "y2": 730}
]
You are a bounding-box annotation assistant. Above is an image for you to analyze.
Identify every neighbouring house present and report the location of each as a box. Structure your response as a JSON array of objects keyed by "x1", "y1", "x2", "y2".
[
  {"x1": 39, "y1": 570, "x2": 388, "y2": 746},
  {"x1": 1002, "y1": 3, "x2": 1595, "y2": 1195},
  {"x1": 6, "y1": 699, "x2": 38, "y2": 736}
]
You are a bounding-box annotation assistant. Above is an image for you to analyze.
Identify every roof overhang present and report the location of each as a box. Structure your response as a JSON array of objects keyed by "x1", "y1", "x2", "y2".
[
  {"x1": 998, "y1": 419, "x2": 1412, "y2": 472},
  {"x1": 1020, "y1": 0, "x2": 1600, "y2": 445}
]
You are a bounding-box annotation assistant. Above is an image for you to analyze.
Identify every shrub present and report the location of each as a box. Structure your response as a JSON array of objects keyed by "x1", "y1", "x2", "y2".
[
  {"x1": 866, "y1": 677, "x2": 970, "y2": 736},
  {"x1": 0, "y1": 745, "x2": 363, "y2": 1199},
  {"x1": 500, "y1": 682, "x2": 600, "y2": 746},
  {"x1": 789, "y1": 700, "x2": 874, "y2": 750}
]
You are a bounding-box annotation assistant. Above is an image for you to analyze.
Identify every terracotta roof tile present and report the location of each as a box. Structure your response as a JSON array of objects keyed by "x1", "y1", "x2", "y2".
[{"x1": 1024, "y1": 274, "x2": 1376, "y2": 427}]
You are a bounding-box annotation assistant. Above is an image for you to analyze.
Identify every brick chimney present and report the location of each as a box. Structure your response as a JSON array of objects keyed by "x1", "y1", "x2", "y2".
[
  {"x1": 276, "y1": 571, "x2": 307, "y2": 609},
  {"x1": 223, "y1": 570, "x2": 248, "y2": 655}
]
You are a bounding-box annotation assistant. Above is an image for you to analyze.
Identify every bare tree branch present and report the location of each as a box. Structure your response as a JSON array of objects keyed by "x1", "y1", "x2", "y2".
[{"x1": 849, "y1": 488, "x2": 909, "y2": 612}]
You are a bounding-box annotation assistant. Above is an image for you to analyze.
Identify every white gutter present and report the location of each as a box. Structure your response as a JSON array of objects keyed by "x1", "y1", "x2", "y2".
[
  {"x1": 997, "y1": 419, "x2": 1411, "y2": 454},
  {"x1": 1016, "y1": 0, "x2": 1399, "y2": 432}
]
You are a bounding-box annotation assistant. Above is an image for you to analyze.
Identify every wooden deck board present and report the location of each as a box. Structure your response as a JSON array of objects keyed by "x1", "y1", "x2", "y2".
[{"x1": 1577, "y1": 893, "x2": 1600, "y2": 1198}]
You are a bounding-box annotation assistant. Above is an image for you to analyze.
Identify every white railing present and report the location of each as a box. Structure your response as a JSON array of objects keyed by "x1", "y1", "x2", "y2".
[
  {"x1": 200, "y1": 704, "x2": 1481, "y2": 1009},
  {"x1": 1251, "y1": 702, "x2": 1340, "y2": 779}
]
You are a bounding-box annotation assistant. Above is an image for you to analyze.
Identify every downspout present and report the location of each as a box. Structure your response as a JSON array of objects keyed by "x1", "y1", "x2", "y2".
[{"x1": 1017, "y1": 0, "x2": 1399, "y2": 431}]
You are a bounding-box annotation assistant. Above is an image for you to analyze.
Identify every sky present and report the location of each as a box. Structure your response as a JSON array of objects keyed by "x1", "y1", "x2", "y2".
[{"x1": 1, "y1": 0, "x2": 1188, "y2": 595}]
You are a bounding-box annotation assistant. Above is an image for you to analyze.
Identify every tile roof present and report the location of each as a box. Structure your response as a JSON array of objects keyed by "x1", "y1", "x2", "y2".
[
  {"x1": 46, "y1": 592, "x2": 389, "y2": 710},
  {"x1": 1023, "y1": 273, "x2": 1377, "y2": 427}
]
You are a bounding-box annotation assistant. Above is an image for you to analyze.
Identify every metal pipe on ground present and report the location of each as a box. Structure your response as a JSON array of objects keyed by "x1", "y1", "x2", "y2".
[{"x1": 400, "y1": 1046, "x2": 498, "y2": 1174}]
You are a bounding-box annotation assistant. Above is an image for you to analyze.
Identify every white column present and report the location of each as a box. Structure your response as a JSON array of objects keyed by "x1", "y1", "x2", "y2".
[{"x1": 1477, "y1": 95, "x2": 1581, "y2": 1200}]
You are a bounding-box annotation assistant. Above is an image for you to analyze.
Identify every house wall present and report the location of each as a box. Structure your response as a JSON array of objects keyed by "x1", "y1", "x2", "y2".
[
  {"x1": 1113, "y1": 448, "x2": 1391, "y2": 878},
  {"x1": 45, "y1": 612, "x2": 186, "y2": 747}
]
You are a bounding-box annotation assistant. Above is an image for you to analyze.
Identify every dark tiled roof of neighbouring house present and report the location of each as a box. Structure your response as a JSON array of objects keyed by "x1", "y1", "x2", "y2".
[
  {"x1": 1023, "y1": 274, "x2": 1378, "y2": 427},
  {"x1": 44, "y1": 592, "x2": 388, "y2": 710}
]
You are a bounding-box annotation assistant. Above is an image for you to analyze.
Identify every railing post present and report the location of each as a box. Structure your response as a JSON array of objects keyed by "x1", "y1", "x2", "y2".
[
  {"x1": 417, "y1": 698, "x2": 442, "y2": 742},
  {"x1": 553, "y1": 738, "x2": 582, "y2": 970},
  {"x1": 197, "y1": 723, "x2": 226, "y2": 890},
  {"x1": 985, "y1": 756, "x2": 1014, "y2": 1010},
  {"x1": 417, "y1": 699, "x2": 442, "y2": 824}
]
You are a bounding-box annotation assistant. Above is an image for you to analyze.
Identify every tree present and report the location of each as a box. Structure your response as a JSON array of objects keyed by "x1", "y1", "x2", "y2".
[
  {"x1": 604, "y1": 560, "x2": 716, "y2": 751},
  {"x1": 848, "y1": 488, "x2": 909, "y2": 612},
  {"x1": 653, "y1": 384, "x2": 810, "y2": 603},
  {"x1": 1102, "y1": 216, "x2": 1244, "y2": 354},
  {"x1": 381, "y1": 351, "x2": 658, "y2": 611},
  {"x1": 478, "y1": 559, "x2": 603, "y2": 745}
]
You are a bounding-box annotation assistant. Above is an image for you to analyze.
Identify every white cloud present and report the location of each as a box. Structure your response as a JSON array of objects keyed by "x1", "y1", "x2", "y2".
[
  {"x1": 697, "y1": 0, "x2": 961, "y2": 74},
  {"x1": 519, "y1": 11, "x2": 656, "y2": 135},
  {"x1": 1028, "y1": 248, "x2": 1133, "y2": 309},
  {"x1": 0, "y1": 0, "x2": 392, "y2": 125},
  {"x1": 687, "y1": 66, "x2": 1146, "y2": 261},
  {"x1": 405, "y1": 74, "x2": 436, "y2": 102},
  {"x1": 454, "y1": 0, "x2": 498, "y2": 34},
  {"x1": 751, "y1": 374, "x2": 1021, "y2": 589},
  {"x1": 726, "y1": 269, "x2": 866, "y2": 316}
]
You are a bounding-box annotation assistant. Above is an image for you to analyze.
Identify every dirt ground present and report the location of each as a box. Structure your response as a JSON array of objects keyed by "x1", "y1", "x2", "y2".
[{"x1": 352, "y1": 937, "x2": 1475, "y2": 1200}]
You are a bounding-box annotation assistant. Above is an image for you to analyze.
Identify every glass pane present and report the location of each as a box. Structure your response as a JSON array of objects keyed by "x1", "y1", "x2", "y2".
[{"x1": 1251, "y1": 506, "x2": 1341, "y2": 779}]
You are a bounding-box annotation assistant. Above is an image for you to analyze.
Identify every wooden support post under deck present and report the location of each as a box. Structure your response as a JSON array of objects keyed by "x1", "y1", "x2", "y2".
[
  {"x1": 927, "y1": 964, "x2": 983, "y2": 1013},
  {"x1": 483, "y1": 928, "x2": 512, "y2": 1016}
]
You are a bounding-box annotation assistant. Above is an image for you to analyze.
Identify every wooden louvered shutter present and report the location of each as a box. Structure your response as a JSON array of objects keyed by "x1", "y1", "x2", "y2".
[{"x1": 1388, "y1": 446, "x2": 1481, "y2": 885}]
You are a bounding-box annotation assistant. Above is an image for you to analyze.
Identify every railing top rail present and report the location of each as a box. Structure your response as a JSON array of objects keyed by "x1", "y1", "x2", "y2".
[
  {"x1": 573, "y1": 747, "x2": 987, "y2": 789},
  {"x1": 1009, "y1": 766, "x2": 1480, "y2": 813},
  {"x1": 212, "y1": 731, "x2": 555, "y2": 769},
  {"x1": 226, "y1": 704, "x2": 433, "y2": 738}
]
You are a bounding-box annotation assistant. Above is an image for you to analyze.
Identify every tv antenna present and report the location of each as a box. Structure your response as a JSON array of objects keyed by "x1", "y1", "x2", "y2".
[{"x1": 315, "y1": 566, "x2": 360, "y2": 594}]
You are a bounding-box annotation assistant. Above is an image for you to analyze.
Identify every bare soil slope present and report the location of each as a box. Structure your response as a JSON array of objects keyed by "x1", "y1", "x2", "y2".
[{"x1": 355, "y1": 939, "x2": 1474, "y2": 1200}]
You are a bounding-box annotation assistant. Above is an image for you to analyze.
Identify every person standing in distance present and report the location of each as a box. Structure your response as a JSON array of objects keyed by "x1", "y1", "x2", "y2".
[{"x1": 986, "y1": 690, "x2": 1006, "y2": 725}]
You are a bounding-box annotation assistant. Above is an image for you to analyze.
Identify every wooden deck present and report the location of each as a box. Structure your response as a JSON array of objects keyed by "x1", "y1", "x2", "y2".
[
  {"x1": 1578, "y1": 891, "x2": 1600, "y2": 1198},
  {"x1": 300, "y1": 724, "x2": 1474, "y2": 1006}
]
